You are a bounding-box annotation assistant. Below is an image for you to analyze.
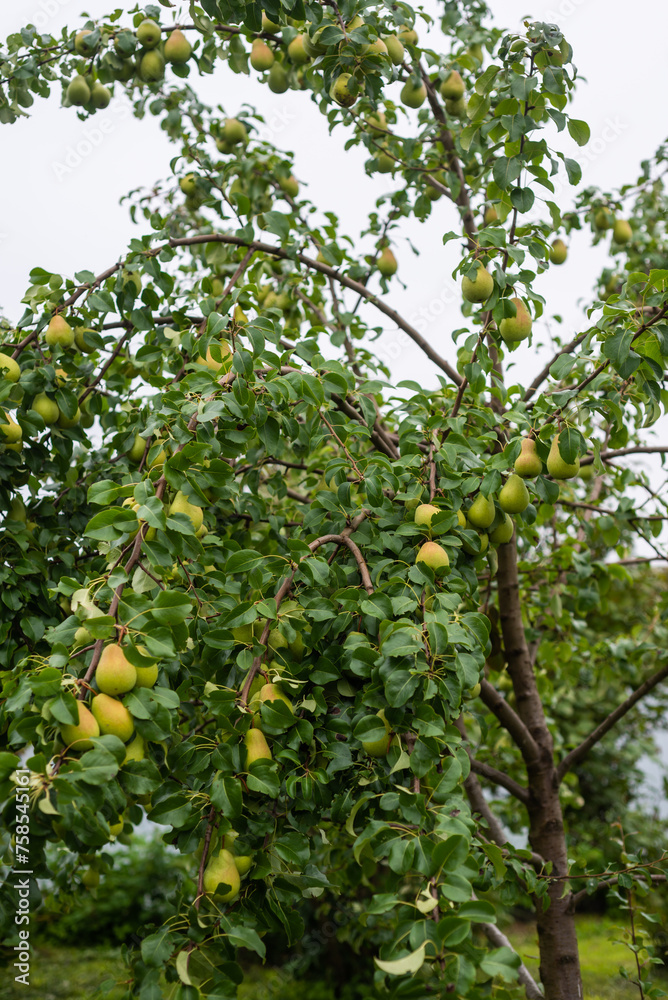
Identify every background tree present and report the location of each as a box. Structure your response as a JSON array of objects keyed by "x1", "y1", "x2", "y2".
[{"x1": 0, "y1": 3, "x2": 667, "y2": 999}]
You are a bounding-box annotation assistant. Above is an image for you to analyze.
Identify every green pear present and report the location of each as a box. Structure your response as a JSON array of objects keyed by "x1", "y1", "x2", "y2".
[
  {"x1": 468, "y1": 42, "x2": 484, "y2": 62},
  {"x1": 179, "y1": 173, "x2": 198, "y2": 196},
  {"x1": 302, "y1": 27, "x2": 327, "y2": 57},
  {"x1": 287, "y1": 35, "x2": 309, "y2": 64},
  {"x1": 546, "y1": 436, "x2": 580, "y2": 479},
  {"x1": 123, "y1": 732, "x2": 145, "y2": 763},
  {"x1": 197, "y1": 340, "x2": 232, "y2": 373},
  {"x1": 128, "y1": 434, "x2": 147, "y2": 463},
  {"x1": 440, "y1": 70, "x2": 465, "y2": 100},
  {"x1": 262, "y1": 13, "x2": 281, "y2": 32},
  {"x1": 96, "y1": 644, "x2": 137, "y2": 695},
  {"x1": 549, "y1": 238, "x2": 567, "y2": 264},
  {"x1": 134, "y1": 648, "x2": 159, "y2": 688},
  {"x1": 331, "y1": 73, "x2": 357, "y2": 108},
  {"x1": 91, "y1": 693, "x2": 135, "y2": 742},
  {"x1": 467, "y1": 493, "x2": 495, "y2": 529},
  {"x1": 67, "y1": 76, "x2": 91, "y2": 106},
  {"x1": 244, "y1": 728, "x2": 272, "y2": 766},
  {"x1": 579, "y1": 462, "x2": 595, "y2": 481},
  {"x1": 112, "y1": 58, "x2": 135, "y2": 82},
  {"x1": 0, "y1": 353, "x2": 20, "y2": 382},
  {"x1": 90, "y1": 83, "x2": 111, "y2": 109},
  {"x1": 456, "y1": 509, "x2": 466, "y2": 528},
  {"x1": 377, "y1": 248, "x2": 397, "y2": 277},
  {"x1": 498, "y1": 474, "x2": 530, "y2": 514},
  {"x1": 267, "y1": 63, "x2": 288, "y2": 94},
  {"x1": 594, "y1": 207, "x2": 612, "y2": 230},
  {"x1": 250, "y1": 39, "x2": 275, "y2": 70},
  {"x1": 364, "y1": 38, "x2": 388, "y2": 57},
  {"x1": 81, "y1": 867, "x2": 100, "y2": 888},
  {"x1": 278, "y1": 175, "x2": 299, "y2": 198},
  {"x1": 514, "y1": 438, "x2": 542, "y2": 478},
  {"x1": 484, "y1": 205, "x2": 498, "y2": 225},
  {"x1": 136, "y1": 18, "x2": 161, "y2": 48},
  {"x1": 362, "y1": 710, "x2": 391, "y2": 757},
  {"x1": 74, "y1": 625, "x2": 92, "y2": 645},
  {"x1": 45, "y1": 314, "x2": 74, "y2": 349},
  {"x1": 224, "y1": 118, "x2": 247, "y2": 144},
  {"x1": 139, "y1": 50, "x2": 165, "y2": 82},
  {"x1": 32, "y1": 393, "x2": 60, "y2": 425},
  {"x1": 0, "y1": 411, "x2": 22, "y2": 443},
  {"x1": 109, "y1": 815, "x2": 124, "y2": 836},
  {"x1": 397, "y1": 25, "x2": 418, "y2": 44},
  {"x1": 612, "y1": 219, "x2": 632, "y2": 245},
  {"x1": 234, "y1": 854, "x2": 253, "y2": 876},
  {"x1": 383, "y1": 35, "x2": 404, "y2": 64},
  {"x1": 74, "y1": 327, "x2": 97, "y2": 353},
  {"x1": 461, "y1": 264, "x2": 494, "y2": 303},
  {"x1": 74, "y1": 30, "x2": 94, "y2": 55},
  {"x1": 60, "y1": 702, "x2": 100, "y2": 750},
  {"x1": 400, "y1": 79, "x2": 426, "y2": 108},
  {"x1": 164, "y1": 28, "x2": 191, "y2": 63},
  {"x1": 499, "y1": 298, "x2": 532, "y2": 345},
  {"x1": 445, "y1": 97, "x2": 467, "y2": 118},
  {"x1": 414, "y1": 503, "x2": 439, "y2": 529},
  {"x1": 8, "y1": 497, "x2": 27, "y2": 522},
  {"x1": 253, "y1": 683, "x2": 293, "y2": 713},
  {"x1": 168, "y1": 490, "x2": 204, "y2": 531},
  {"x1": 462, "y1": 531, "x2": 488, "y2": 555},
  {"x1": 58, "y1": 407, "x2": 80, "y2": 429},
  {"x1": 203, "y1": 848, "x2": 240, "y2": 900},
  {"x1": 416, "y1": 541, "x2": 450, "y2": 573},
  {"x1": 490, "y1": 513, "x2": 514, "y2": 545}
]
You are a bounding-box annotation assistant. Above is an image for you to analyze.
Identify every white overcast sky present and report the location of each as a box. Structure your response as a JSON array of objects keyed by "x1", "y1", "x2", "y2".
[{"x1": 2, "y1": 0, "x2": 667, "y2": 810}]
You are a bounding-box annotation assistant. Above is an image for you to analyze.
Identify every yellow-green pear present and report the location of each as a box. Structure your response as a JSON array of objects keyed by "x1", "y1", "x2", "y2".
[
  {"x1": 197, "y1": 340, "x2": 232, "y2": 373},
  {"x1": 278, "y1": 175, "x2": 299, "y2": 198},
  {"x1": 169, "y1": 490, "x2": 204, "y2": 531},
  {"x1": 179, "y1": 173, "x2": 198, "y2": 196},
  {"x1": 612, "y1": 219, "x2": 632, "y2": 245},
  {"x1": 414, "y1": 503, "x2": 439, "y2": 529},
  {"x1": 134, "y1": 648, "x2": 159, "y2": 688},
  {"x1": 466, "y1": 493, "x2": 495, "y2": 529},
  {"x1": 331, "y1": 73, "x2": 357, "y2": 108},
  {"x1": 549, "y1": 238, "x2": 567, "y2": 264},
  {"x1": 594, "y1": 207, "x2": 612, "y2": 230},
  {"x1": 397, "y1": 25, "x2": 418, "y2": 44},
  {"x1": 91, "y1": 694, "x2": 135, "y2": 742},
  {"x1": 400, "y1": 79, "x2": 426, "y2": 108},
  {"x1": 416, "y1": 541, "x2": 450, "y2": 573},
  {"x1": 113, "y1": 58, "x2": 135, "y2": 81},
  {"x1": 0, "y1": 353, "x2": 20, "y2": 382},
  {"x1": 234, "y1": 854, "x2": 253, "y2": 876},
  {"x1": 364, "y1": 38, "x2": 388, "y2": 57},
  {"x1": 74, "y1": 625, "x2": 92, "y2": 646},
  {"x1": 514, "y1": 438, "x2": 542, "y2": 478},
  {"x1": 224, "y1": 118, "x2": 247, "y2": 144},
  {"x1": 123, "y1": 732, "x2": 145, "y2": 763},
  {"x1": 0, "y1": 411, "x2": 22, "y2": 443},
  {"x1": 32, "y1": 393, "x2": 60, "y2": 424},
  {"x1": 203, "y1": 848, "x2": 240, "y2": 900},
  {"x1": 262, "y1": 12, "x2": 281, "y2": 32},
  {"x1": 81, "y1": 867, "x2": 100, "y2": 888},
  {"x1": 109, "y1": 816, "x2": 124, "y2": 837},
  {"x1": 164, "y1": 28, "x2": 191, "y2": 63},
  {"x1": 136, "y1": 18, "x2": 161, "y2": 48},
  {"x1": 499, "y1": 298, "x2": 532, "y2": 344},
  {"x1": 268, "y1": 63, "x2": 288, "y2": 93},
  {"x1": 440, "y1": 70, "x2": 465, "y2": 100},
  {"x1": 96, "y1": 644, "x2": 137, "y2": 695},
  {"x1": 456, "y1": 509, "x2": 467, "y2": 528},
  {"x1": 490, "y1": 513, "x2": 514, "y2": 545},
  {"x1": 45, "y1": 314, "x2": 74, "y2": 349},
  {"x1": 139, "y1": 50, "x2": 165, "y2": 81},
  {"x1": 484, "y1": 205, "x2": 498, "y2": 225},
  {"x1": 462, "y1": 531, "x2": 488, "y2": 555},
  {"x1": 60, "y1": 701, "x2": 100, "y2": 750},
  {"x1": 498, "y1": 474, "x2": 530, "y2": 514},
  {"x1": 250, "y1": 39, "x2": 275, "y2": 70},
  {"x1": 362, "y1": 710, "x2": 391, "y2": 757},
  {"x1": 128, "y1": 434, "x2": 147, "y2": 463},
  {"x1": 377, "y1": 248, "x2": 397, "y2": 277},
  {"x1": 445, "y1": 96, "x2": 467, "y2": 117},
  {"x1": 461, "y1": 264, "x2": 494, "y2": 303},
  {"x1": 58, "y1": 407, "x2": 81, "y2": 429},
  {"x1": 74, "y1": 327, "x2": 97, "y2": 353},
  {"x1": 546, "y1": 436, "x2": 580, "y2": 479},
  {"x1": 287, "y1": 35, "x2": 309, "y2": 64},
  {"x1": 90, "y1": 83, "x2": 111, "y2": 109},
  {"x1": 254, "y1": 682, "x2": 293, "y2": 713},
  {"x1": 74, "y1": 29, "x2": 93, "y2": 55},
  {"x1": 579, "y1": 462, "x2": 595, "y2": 481},
  {"x1": 468, "y1": 42, "x2": 483, "y2": 62},
  {"x1": 384, "y1": 34, "x2": 404, "y2": 64},
  {"x1": 66, "y1": 76, "x2": 91, "y2": 106},
  {"x1": 244, "y1": 728, "x2": 272, "y2": 766},
  {"x1": 8, "y1": 497, "x2": 27, "y2": 522}
]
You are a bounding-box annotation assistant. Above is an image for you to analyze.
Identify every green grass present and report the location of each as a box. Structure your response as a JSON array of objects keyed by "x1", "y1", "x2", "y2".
[
  {"x1": 509, "y1": 915, "x2": 656, "y2": 1000},
  {"x1": 0, "y1": 944, "x2": 125, "y2": 1000}
]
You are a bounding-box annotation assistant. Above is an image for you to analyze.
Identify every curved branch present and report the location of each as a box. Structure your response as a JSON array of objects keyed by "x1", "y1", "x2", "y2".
[
  {"x1": 479, "y1": 678, "x2": 541, "y2": 765},
  {"x1": 523, "y1": 330, "x2": 590, "y2": 402},
  {"x1": 468, "y1": 755, "x2": 530, "y2": 804},
  {"x1": 557, "y1": 661, "x2": 668, "y2": 781}
]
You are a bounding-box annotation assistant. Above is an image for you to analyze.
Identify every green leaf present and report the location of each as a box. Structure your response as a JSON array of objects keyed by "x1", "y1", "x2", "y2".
[
  {"x1": 151, "y1": 591, "x2": 192, "y2": 625},
  {"x1": 84, "y1": 507, "x2": 137, "y2": 541},
  {"x1": 141, "y1": 928, "x2": 174, "y2": 968},
  {"x1": 263, "y1": 211, "x2": 290, "y2": 241},
  {"x1": 563, "y1": 157, "x2": 582, "y2": 185},
  {"x1": 458, "y1": 899, "x2": 497, "y2": 922},
  {"x1": 567, "y1": 118, "x2": 590, "y2": 147},
  {"x1": 226, "y1": 550, "x2": 267, "y2": 573},
  {"x1": 375, "y1": 944, "x2": 426, "y2": 976},
  {"x1": 480, "y1": 946, "x2": 521, "y2": 981},
  {"x1": 226, "y1": 924, "x2": 267, "y2": 958},
  {"x1": 88, "y1": 480, "x2": 125, "y2": 505},
  {"x1": 210, "y1": 775, "x2": 243, "y2": 817}
]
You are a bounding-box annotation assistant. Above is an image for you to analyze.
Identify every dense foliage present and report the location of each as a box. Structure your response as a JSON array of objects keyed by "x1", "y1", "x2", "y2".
[{"x1": 1, "y1": 2, "x2": 667, "y2": 998}]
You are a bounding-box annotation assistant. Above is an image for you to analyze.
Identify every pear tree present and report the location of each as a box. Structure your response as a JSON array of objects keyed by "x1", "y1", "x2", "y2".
[{"x1": 1, "y1": 4, "x2": 668, "y2": 1000}]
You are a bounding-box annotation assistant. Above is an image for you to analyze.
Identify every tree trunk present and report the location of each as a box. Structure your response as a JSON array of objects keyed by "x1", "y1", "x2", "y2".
[{"x1": 497, "y1": 539, "x2": 583, "y2": 1000}]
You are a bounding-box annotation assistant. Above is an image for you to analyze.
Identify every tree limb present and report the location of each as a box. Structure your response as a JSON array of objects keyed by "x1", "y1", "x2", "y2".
[
  {"x1": 479, "y1": 678, "x2": 541, "y2": 765},
  {"x1": 468, "y1": 755, "x2": 530, "y2": 804},
  {"x1": 557, "y1": 661, "x2": 668, "y2": 781}
]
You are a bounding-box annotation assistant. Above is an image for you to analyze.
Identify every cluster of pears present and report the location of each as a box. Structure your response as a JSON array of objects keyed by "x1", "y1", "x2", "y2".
[
  {"x1": 460, "y1": 265, "x2": 534, "y2": 348},
  {"x1": 593, "y1": 207, "x2": 633, "y2": 245},
  {"x1": 59, "y1": 644, "x2": 158, "y2": 753},
  {"x1": 439, "y1": 68, "x2": 467, "y2": 117},
  {"x1": 66, "y1": 20, "x2": 193, "y2": 112},
  {"x1": 202, "y1": 831, "x2": 253, "y2": 901}
]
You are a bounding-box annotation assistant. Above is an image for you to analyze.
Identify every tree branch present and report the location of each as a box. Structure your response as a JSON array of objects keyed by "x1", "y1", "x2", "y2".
[
  {"x1": 468, "y1": 755, "x2": 530, "y2": 804},
  {"x1": 557, "y1": 661, "x2": 668, "y2": 781},
  {"x1": 479, "y1": 678, "x2": 541, "y2": 765}
]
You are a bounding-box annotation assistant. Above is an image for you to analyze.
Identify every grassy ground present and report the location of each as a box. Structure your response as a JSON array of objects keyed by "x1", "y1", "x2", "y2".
[
  {"x1": 509, "y1": 915, "x2": 651, "y2": 1000},
  {"x1": 1, "y1": 919, "x2": 663, "y2": 999}
]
